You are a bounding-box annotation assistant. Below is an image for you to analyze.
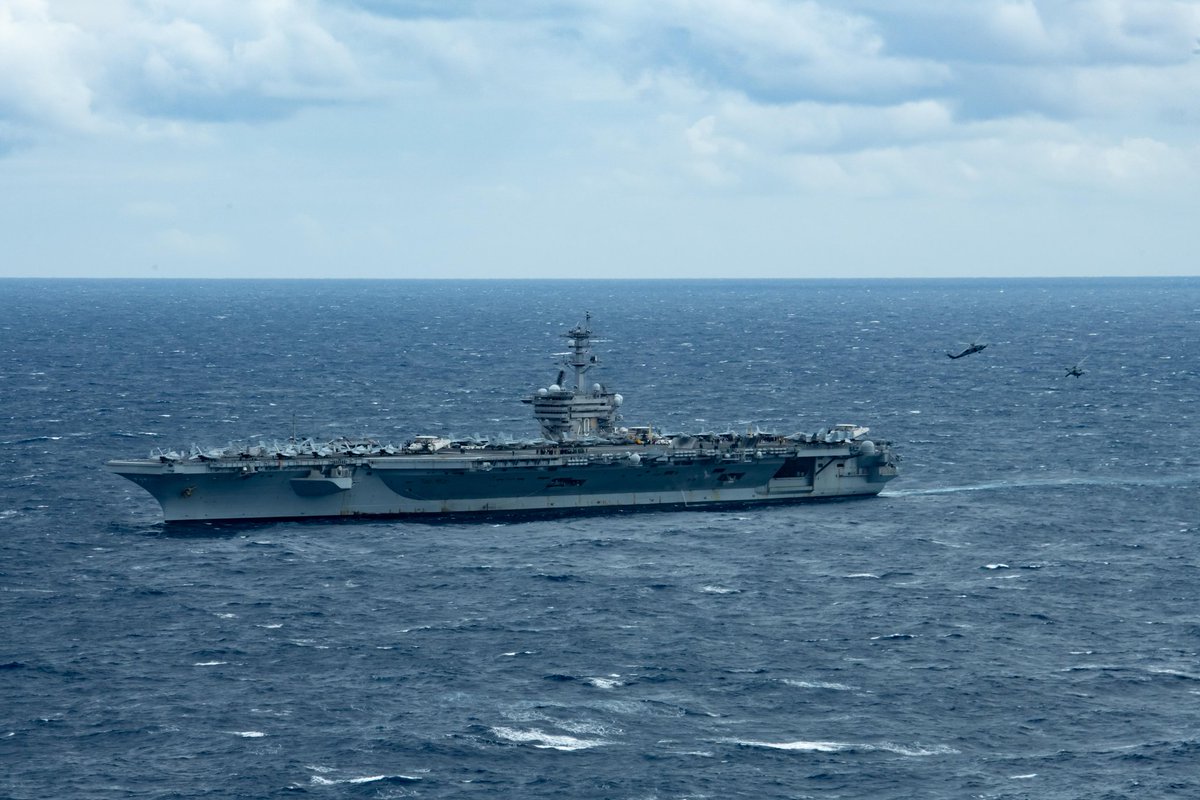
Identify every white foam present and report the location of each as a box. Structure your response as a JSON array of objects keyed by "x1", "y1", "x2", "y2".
[
  {"x1": 491, "y1": 726, "x2": 608, "y2": 751},
  {"x1": 193, "y1": 661, "x2": 227, "y2": 666},
  {"x1": 700, "y1": 585, "x2": 741, "y2": 594},
  {"x1": 984, "y1": 564, "x2": 1010, "y2": 570},
  {"x1": 310, "y1": 773, "x2": 421, "y2": 786},
  {"x1": 882, "y1": 472, "x2": 1200, "y2": 499},
  {"x1": 734, "y1": 739, "x2": 848, "y2": 753},
  {"x1": 559, "y1": 719, "x2": 621, "y2": 736},
  {"x1": 1010, "y1": 773, "x2": 1038, "y2": 779},
  {"x1": 287, "y1": 640, "x2": 330, "y2": 649},
  {"x1": 844, "y1": 573, "x2": 880, "y2": 579},
  {"x1": 1148, "y1": 667, "x2": 1200, "y2": 680},
  {"x1": 585, "y1": 676, "x2": 624, "y2": 689},
  {"x1": 232, "y1": 731, "x2": 265, "y2": 738},
  {"x1": 732, "y1": 739, "x2": 957, "y2": 756},
  {"x1": 782, "y1": 679, "x2": 854, "y2": 691}
]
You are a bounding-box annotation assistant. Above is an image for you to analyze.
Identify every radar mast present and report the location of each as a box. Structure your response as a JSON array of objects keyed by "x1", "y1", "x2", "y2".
[{"x1": 522, "y1": 313, "x2": 623, "y2": 441}]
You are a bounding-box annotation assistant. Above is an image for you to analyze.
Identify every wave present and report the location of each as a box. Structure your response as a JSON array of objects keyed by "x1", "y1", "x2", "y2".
[
  {"x1": 584, "y1": 676, "x2": 624, "y2": 688},
  {"x1": 1147, "y1": 667, "x2": 1200, "y2": 681},
  {"x1": 729, "y1": 739, "x2": 958, "y2": 757},
  {"x1": 309, "y1": 773, "x2": 422, "y2": 786},
  {"x1": 1063, "y1": 664, "x2": 1200, "y2": 682},
  {"x1": 0, "y1": 436, "x2": 63, "y2": 446},
  {"x1": 781, "y1": 679, "x2": 855, "y2": 691},
  {"x1": 491, "y1": 726, "x2": 609, "y2": 751}
]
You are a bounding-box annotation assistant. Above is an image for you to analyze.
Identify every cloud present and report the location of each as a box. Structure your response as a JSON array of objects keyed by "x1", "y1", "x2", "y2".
[
  {"x1": 600, "y1": 0, "x2": 951, "y2": 104},
  {"x1": 0, "y1": 0, "x2": 104, "y2": 139},
  {"x1": 846, "y1": 0, "x2": 1200, "y2": 64},
  {"x1": 0, "y1": 0, "x2": 362, "y2": 145},
  {"x1": 837, "y1": 1, "x2": 1200, "y2": 122},
  {"x1": 646, "y1": 86, "x2": 1200, "y2": 200},
  {"x1": 2, "y1": 0, "x2": 1198, "y2": 202}
]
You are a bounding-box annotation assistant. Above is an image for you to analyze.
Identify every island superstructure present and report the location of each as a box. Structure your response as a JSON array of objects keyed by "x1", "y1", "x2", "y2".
[{"x1": 106, "y1": 316, "x2": 899, "y2": 522}]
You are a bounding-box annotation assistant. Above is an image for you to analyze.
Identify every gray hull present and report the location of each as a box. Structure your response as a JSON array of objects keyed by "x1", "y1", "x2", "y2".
[
  {"x1": 106, "y1": 443, "x2": 898, "y2": 523},
  {"x1": 106, "y1": 316, "x2": 900, "y2": 524}
]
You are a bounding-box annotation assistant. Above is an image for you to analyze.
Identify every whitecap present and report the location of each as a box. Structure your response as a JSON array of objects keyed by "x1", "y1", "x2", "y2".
[
  {"x1": 193, "y1": 661, "x2": 227, "y2": 666},
  {"x1": 1148, "y1": 667, "x2": 1200, "y2": 681},
  {"x1": 310, "y1": 774, "x2": 421, "y2": 786},
  {"x1": 700, "y1": 585, "x2": 740, "y2": 594},
  {"x1": 732, "y1": 739, "x2": 957, "y2": 756},
  {"x1": 257, "y1": 624, "x2": 283, "y2": 629},
  {"x1": 232, "y1": 731, "x2": 265, "y2": 738},
  {"x1": 1010, "y1": 773, "x2": 1038, "y2": 779},
  {"x1": 585, "y1": 676, "x2": 624, "y2": 689},
  {"x1": 491, "y1": 726, "x2": 608, "y2": 751},
  {"x1": 983, "y1": 564, "x2": 1010, "y2": 570},
  {"x1": 559, "y1": 719, "x2": 621, "y2": 736},
  {"x1": 733, "y1": 739, "x2": 848, "y2": 752},
  {"x1": 843, "y1": 573, "x2": 880, "y2": 579},
  {"x1": 782, "y1": 679, "x2": 854, "y2": 691}
]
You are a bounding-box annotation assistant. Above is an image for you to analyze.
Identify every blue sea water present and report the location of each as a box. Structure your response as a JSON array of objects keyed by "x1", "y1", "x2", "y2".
[{"x1": 1, "y1": 278, "x2": 1198, "y2": 799}]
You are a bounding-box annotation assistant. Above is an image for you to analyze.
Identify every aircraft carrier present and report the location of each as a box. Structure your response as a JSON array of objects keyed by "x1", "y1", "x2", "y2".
[{"x1": 106, "y1": 316, "x2": 900, "y2": 522}]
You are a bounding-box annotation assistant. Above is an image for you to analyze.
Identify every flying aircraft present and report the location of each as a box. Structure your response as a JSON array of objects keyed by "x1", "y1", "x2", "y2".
[
  {"x1": 1065, "y1": 360, "x2": 1086, "y2": 377},
  {"x1": 946, "y1": 341, "x2": 987, "y2": 359}
]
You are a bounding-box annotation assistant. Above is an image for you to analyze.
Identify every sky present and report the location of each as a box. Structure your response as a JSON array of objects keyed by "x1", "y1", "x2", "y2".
[{"x1": 1, "y1": 0, "x2": 1198, "y2": 279}]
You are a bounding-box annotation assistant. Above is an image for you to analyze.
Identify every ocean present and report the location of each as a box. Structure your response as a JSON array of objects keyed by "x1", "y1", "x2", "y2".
[{"x1": 2, "y1": 278, "x2": 1198, "y2": 799}]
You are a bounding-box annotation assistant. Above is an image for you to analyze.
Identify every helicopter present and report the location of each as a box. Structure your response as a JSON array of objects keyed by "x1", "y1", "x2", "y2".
[
  {"x1": 1065, "y1": 359, "x2": 1086, "y2": 378},
  {"x1": 947, "y1": 341, "x2": 987, "y2": 359}
]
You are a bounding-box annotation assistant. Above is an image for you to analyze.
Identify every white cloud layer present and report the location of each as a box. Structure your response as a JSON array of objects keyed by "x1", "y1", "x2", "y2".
[{"x1": 1, "y1": 0, "x2": 1198, "y2": 276}]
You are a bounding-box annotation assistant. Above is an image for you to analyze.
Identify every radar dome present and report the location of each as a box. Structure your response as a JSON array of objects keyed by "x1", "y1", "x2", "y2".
[
  {"x1": 592, "y1": 383, "x2": 602, "y2": 393},
  {"x1": 613, "y1": 394, "x2": 623, "y2": 406},
  {"x1": 859, "y1": 440, "x2": 876, "y2": 455},
  {"x1": 548, "y1": 384, "x2": 561, "y2": 392},
  {"x1": 537, "y1": 388, "x2": 549, "y2": 397}
]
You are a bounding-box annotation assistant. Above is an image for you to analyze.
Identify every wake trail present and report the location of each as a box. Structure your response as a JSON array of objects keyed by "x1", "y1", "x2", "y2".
[{"x1": 881, "y1": 473, "x2": 1200, "y2": 497}]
